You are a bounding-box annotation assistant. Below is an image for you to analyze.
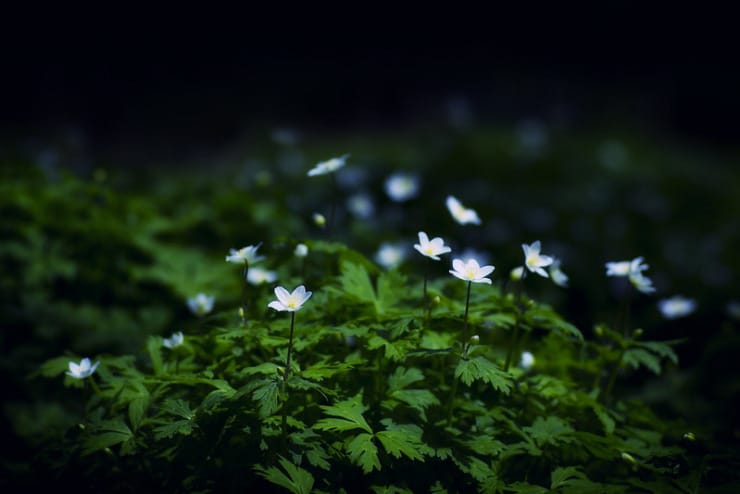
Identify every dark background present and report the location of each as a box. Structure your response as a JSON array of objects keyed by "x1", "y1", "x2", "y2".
[{"x1": 2, "y1": 7, "x2": 738, "y2": 166}]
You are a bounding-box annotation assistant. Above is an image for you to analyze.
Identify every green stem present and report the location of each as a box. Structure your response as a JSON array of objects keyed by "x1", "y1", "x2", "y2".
[
  {"x1": 619, "y1": 281, "x2": 632, "y2": 338},
  {"x1": 422, "y1": 258, "x2": 430, "y2": 323},
  {"x1": 504, "y1": 318, "x2": 521, "y2": 372},
  {"x1": 462, "y1": 281, "x2": 472, "y2": 355},
  {"x1": 284, "y1": 312, "x2": 296, "y2": 381},
  {"x1": 504, "y1": 273, "x2": 526, "y2": 371},
  {"x1": 602, "y1": 348, "x2": 626, "y2": 403},
  {"x1": 241, "y1": 260, "x2": 250, "y2": 322},
  {"x1": 88, "y1": 376, "x2": 101, "y2": 396},
  {"x1": 446, "y1": 361, "x2": 460, "y2": 426},
  {"x1": 327, "y1": 173, "x2": 337, "y2": 238}
]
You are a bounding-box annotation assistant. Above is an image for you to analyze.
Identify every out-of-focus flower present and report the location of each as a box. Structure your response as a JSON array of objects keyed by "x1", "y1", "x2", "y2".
[
  {"x1": 549, "y1": 258, "x2": 569, "y2": 287},
  {"x1": 522, "y1": 241, "x2": 553, "y2": 278},
  {"x1": 247, "y1": 267, "x2": 278, "y2": 286},
  {"x1": 66, "y1": 358, "x2": 100, "y2": 379},
  {"x1": 630, "y1": 272, "x2": 656, "y2": 294},
  {"x1": 346, "y1": 192, "x2": 375, "y2": 219},
  {"x1": 384, "y1": 172, "x2": 420, "y2": 202},
  {"x1": 413, "y1": 231, "x2": 452, "y2": 261},
  {"x1": 313, "y1": 213, "x2": 326, "y2": 228},
  {"x1": 375, "y1": 242, "x2": 407, "y2": 269},
  {"x1": 520, "y1": 351, "x2": 535, "y2": 370},
  {"x1": 605, "y1": 256, "x2": 655, "y2": 294},
  {"x1": 446, "y1": 195, "x2": 481, "y2": 225},
  {"x1": 226, "y1": 244, "x2": 264, "y2": 264},
  {"x1": 268, "y1": 285, "x2": 312, "y2": 312},
  {"x1": 449, "y1": 258, "x2": 495, "y2": 284},
  {"x1": 307, "y1": 154, "x2": 349, "y2": 177},
  {"x1": 163, "y1": 331, "x2": 184, "y2": 349},
  {"x1": 187, "y1": 293, "x2": 215, "y2": 316},
  {"x1": 658, "y1": 296, "x2": 697, "y2": 319},
  {"x1": 510, "y1": 266, "x2": 525, "y2": 281},
  {"x1": 294, "y1": 243, "x2": 308, "y2": 258},
  {"x1": 728, "y1": 301, "x2": 740, "y2": 320}
]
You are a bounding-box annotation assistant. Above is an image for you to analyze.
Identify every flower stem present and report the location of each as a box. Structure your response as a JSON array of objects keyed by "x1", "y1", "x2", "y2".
[
  {"x1": 327, "y1": 173, "x2": 338, "y2": 237},
  {"x1": 602, "y1": 348, "x2": 626, "y2": 403},
  {"x1": 422, "y1": 258, "x2": 430, "y2": 323},
  {"x1": 285, "y1": 312, "x2": 296, "y2": 381},
  {"x1": 446, "y1": 367, "x2": 459, "y2": 426},
  {"x1": 462, "y1": 281, "x2": 472, "y2": 355},
  {"x1": 88, "y1": 376, "x2": 101, "y2": 396},
  {"x1": 618, "y1": 281, "x2": 632, "y2": 339},
  {"x1": 241, "y1": 260, "x2": 250, "y2": 322},
  {"x1": 504, "y1": 273, "x2": 526, "y2": 372}
]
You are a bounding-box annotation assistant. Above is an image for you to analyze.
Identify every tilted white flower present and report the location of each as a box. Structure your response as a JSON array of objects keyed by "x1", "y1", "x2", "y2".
[
  {"x1": 630, "y1": 272, "x2": 656, "y2": 294},
  {"x1": 226, "y1": 244, "x2": 264, "y2": 264},
  {"x1": 294, "y1": 243, "x2": 308, "y2": 258},
  {"x1": 375, "y1": 242, "x2": 407, "y2": 269},
  {"x1": 247, "y1": 267, "x2": 278, "y2": 286},
  {"x1": 384, "y1": 172, "x2": 420, "y2": 202},
  {"x1": 658, "y1": 296, "x2": 696, "y2": 319},
  {"x1": 522, "y1": 241, "x2": 554, "y2": 278},
  {"x1": 187, "y1": 293, "x2": 215, "y2": 316},
  {"x1": 66, "y1": 357, "x2": 100, "y2": 379},
  {"x1": 268, "y1": 285, "x2": 312, "y2": 312},
  {"x1": 163, "y1": 331, "x2": 184, "y2": 349},
  {"x1": 549, "y1": 258, "x2": 569, "y2": 287},
  {"x1": 606, "y1": 256, "x2": 655, "y2": 294},
  {"x1": 413, "y1": 231, "x2": 452, "y2": 261},
  {"x1": 307, "y1": 154, "x2": 349, "y2": 177},
  {"x1": 520, "y1": 351, "x2": 535, "y2": 370},
  {"x1": 449, "y1": 258, "x2": 495, "y2": 284},
  {"x1": 446, "y1": 195, "x2": 481, "y2": 225}
]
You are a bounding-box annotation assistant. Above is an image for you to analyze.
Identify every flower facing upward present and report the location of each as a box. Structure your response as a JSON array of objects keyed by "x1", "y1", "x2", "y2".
[
  {"x1": 66, "y1": 358, "x2": 100, "y2": 379},
  {"x1": 449, "y1": 258, "x2": 495, "y2": 284},
  {"x1": 268, "y1": 285, "x2": 312, "y2": 312},
  {"x1": 307, "y1": 154, "x2": 349, "y2": 177},
  {"x1": 446, "y1": 195, "x2": 482, "y2": 225},
  {"x1": 247, "y1": 267, "x2": 278, "y2": 286},
  {"x1": 549, "y1": 258, "x2": 569, "y2": 287},
  {"x1": 226, "y1": 244, "x2": 264, "y2": 265},
  {"x1": 658, "y1": 296, "x2": 697, "y2": 319},
  {"x1": 375, "y1": 242, "x2": 407, "y2": 269},
  {"x1": 187, "y1": 293, "x2": 215, "y2": 316},
  {"x1": 384, "y1": 172, "x2": 420, "y2": 202},
  {"x1": 163, "y1": 331, "x2": 184, "y2": 349},
  {"x1": 413, "y1": 231, "x2": 452, "y2": 261},
  {"x1": 522, "y1": 241, "x2": 554, "y2": 278}
]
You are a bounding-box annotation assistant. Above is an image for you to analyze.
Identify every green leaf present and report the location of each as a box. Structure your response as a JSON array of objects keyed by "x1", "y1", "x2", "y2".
[
  {"x1": 376, "y1": 422, "x2": 427, "y2": 462},
  {"x1": 637, "y1": 340, "x2": 680, "y2": 365},
  {"x1": 387, "y1": 366, "x2": 425, "y2": 391},
  {"x1": 550, "y1": 466, "x2": 587, "y2": 488},
  {"x1": 314, "y1": 393, "x2": 373, "y2": 434},
  {"x1": 339, "y1": 261, "x2": 377, "y2": 306},
  {"x1": 623, "y1": 348, "x2": 661, "y2": 374},
  {"x1": 591, "y1": 404, "x2": 616, "y2": 435},
  {"x1": 161, "y1": 398, "x2": 194, "y2": 420},
  {"x1": 454, "y1": 356, "x2": 512, "y2": 394},
  {"x1": 347, "y1": 432, "x2": 381, "y2": 473},
  {"x1": 367, "y1": 334, "x2": 412, "y2": 362},
  {"x1": 376, "y1": 269, "x2": 407, "y2": 312},
  {"x1": 153, "y1": 419, "x2": 193, "y2": 440},
  {"x1": 523, "y1": 416, "x2": 575, "y2": 447},
  {"x1": 465, "y1": 435, "x2": 506, "y2": 456},
  {"x1": 507, "y1": 481, "x2": 548, "y2": 494},
  {"x1": 128, "y1": 394, "x2": 149, "y2": 431},
  {"x1": 251, "y1": 378, "x2": 282, "y2": 418},
  {"x1": 146, "y1": 336, "x2": 164, "y2": 375},
  {"x1": 35, "y1": 356, "x2": 75, "y2": 378},
  {"x1": 82, "y1": 420, "x2": 134, "y2": 455},
  {"x1": 254, "y1": 456, "x2": 314, "y2": 494}
]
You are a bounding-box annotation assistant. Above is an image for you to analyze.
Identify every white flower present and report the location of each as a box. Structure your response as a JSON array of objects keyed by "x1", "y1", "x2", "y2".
[
  {"x1": 163, "y1": 331, "x2": 184, "y2": 349},
  {"x1": 520, "y1": 351, "x2": 535, "y2": 370},
  {"x1": 510, "y1": 266, "x2": 525, "y2": 281},
  {"x1": 630, "y1": 272, "x2": 656, "y2": 294},
  {"x1": 446, "y1": 195, "x2": 481, "y2": 225},
  {"x1": 522, "y1": 241, "x2": 554, "y2": 278},
  {"x1": 294, "y1": 243, "x2": 308, "y2": 258},
  {"x1": 549, "y1": 258, "x2": 569, "y2": 287},
  {"x1": 66, "y1": 357, "x2": 100, "y2": 379},
  {"x1": 375, "y1": 242, "x2": 407, "y2": 269},
  {"x1": 606, "y1": 257, "x2": 655, "y2": 293},
  {"x1": 346, "y1": 192, "x2": 375, "y2": 219},
  {"x1": 313, "y1": 213, "x2": 326, "y2": 227},
  {"x1": 307, "y1": 154, "x2": 349, "y2": 177},
  {"x1": 268, "y1": 285, "x2": 312, "y2": 312},
  {"x1": 658, "y1": 296, "x2": 696, "y2": 319},
  {"x1": 187, "y1": 293, "x2": 215, "y2": 316},
  {"x1": 413, "y1": 231, "x2": 452, "y2": 261},
  {"x1": 226, "y1": 244, "x2": 264, "y2": 264},
  {"x1": 449, "y1": 258, "x2": 495, "y2": 284},
  {"x1": 247, "y1": 267, "x2": 278, "y2": 286},
  {"x1": 384, "y1": 172, "x2": 420, "y2": 202}
]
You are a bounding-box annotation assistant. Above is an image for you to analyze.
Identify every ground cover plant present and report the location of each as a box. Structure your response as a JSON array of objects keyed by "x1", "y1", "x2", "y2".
[{"x1": 2, "y1": 126, "x2": 739, "y2": 492}]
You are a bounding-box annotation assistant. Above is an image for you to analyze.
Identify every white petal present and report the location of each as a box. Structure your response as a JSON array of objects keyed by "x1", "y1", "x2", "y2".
[
  {"x1": 452, "y1": 258, "x2": 465, "y2": 273},
  {"x1": 450, "y1": 269, "x2": 467, "y2": 281},
  {"x1": 293, "y1": 285, "x2": 306, "y2": 298},
  {"x1": 418, "y1": 231, "x2": 429, "y2": 246},
  {"x1": 301, "y1": 290, "x2": 313, "y2": 304},
  {"x1": 274, "y1": 286, "x2": 291, "y2": 305},
  {"x1": 268, "y1": 301, "x2": 287, "y2": 311},
  {"x1": 478, "y1": 265, "x2": 495, "y2": 278}
]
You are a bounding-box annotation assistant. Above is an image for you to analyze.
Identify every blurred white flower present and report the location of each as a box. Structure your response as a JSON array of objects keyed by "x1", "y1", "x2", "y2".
[
  {"x1": 630, "y1": 272, "x2": 656, "y2": 294},
  {"x1": 294, "y1": 243, "x2": 308, "y2": 258},
  {"x1": 187, "y1": 293, "x2": 215, "y2": 316},
  {"x1": 307, "y1": 154, "x2": 349, "y2": 177},
  {"x1": 413, "y1": 231, "x2": 452, "y2": 261},
  {"x1": 247, "y1": 267, "x2": 278, "y2": 286},
  {"x1": 268, "y1": 285, "x2": 312, "y2": 312},
  {"x1": 658, "y1": 296, "x2": 696, "y2": 319},
  {"x1": 549, "y1": 258, "x2": 569, "y2": 287},
  {"x1": 375, "y1": 242, "x2": 407, "y2": 269},
  {"x1": 313, "y1": 213, "x2": 326, "y2": 228},
  {"x1": 226, "y1": 244, "x2": 264, "y2": 264},
  {"x1": 163, "y1": 331, "x2": 184, "y2": 349},
  {"x1": 605, "y1": 256, "x2": 655, "y2": 293},
  {"x1": 522, "y1": 241, "x2": 554, "y2": 278},
  {"x1": 346, "y1": 192, "x2": 375, "y2": 219},
  {"x1": 66, "y1": 357, "x2": 100, "y2": 379},
  {"x1": 384, "y1": 172, "x2": 420, "y2": 202},
  {"x1": 449, "y1": 258, "x2": 495, "y2": 284},
  {"x1": 446, "y1": 195, "x2": 481, "y2": 225},
  {"x1": 520, "y1": 351, "x2": 535, "y2": 370},
  {"x1": 510, "y1": 266, "x2": 525, "y2": 281}
]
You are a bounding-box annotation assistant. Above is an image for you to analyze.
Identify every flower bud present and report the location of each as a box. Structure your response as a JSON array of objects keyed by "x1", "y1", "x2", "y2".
[
  {"x1": 238, "y1": 307, "x2": 245, "y2": 319},
  {"x1": 621, "y1": 452, "x2": 637, "y2": 465},
  {"x1": 313, "y1": 213, "x2": 326, "y2": 227},
  {"x1": 470, "y1": 334, "x2": 480, "y2": 344},
  {"x1": 632, "y1": 328, "x2": 644, "y2": 338},
  {"x1": 294, "y1": 243, "x2": 308, "y2": 257},
  {"x1": 510, "y1": 266, "x2": 524, "y2": 281},
  {"x1": 432, "y1": 295, "x2": 441, "y2": 305},
  {"x1": 683, "y1": 432, "x2": 696, "y2": 442}
]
